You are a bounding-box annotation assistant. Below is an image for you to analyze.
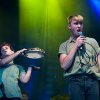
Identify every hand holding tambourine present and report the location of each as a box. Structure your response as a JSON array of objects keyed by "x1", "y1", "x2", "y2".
[{"x1": 23, "y1": 47, "x2": 45, "y2": 59}]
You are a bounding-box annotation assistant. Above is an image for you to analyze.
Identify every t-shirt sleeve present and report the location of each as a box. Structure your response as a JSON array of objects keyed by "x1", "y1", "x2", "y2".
[
  {"x1": 17, "y1": 65, "x2": 26, "y2": 76},
  {"x1": 58, "y1": 42, "x2": 67, "y2": 57},
  {"x1": 91, "y1": 38, "x2": 100, "y2": 54}
]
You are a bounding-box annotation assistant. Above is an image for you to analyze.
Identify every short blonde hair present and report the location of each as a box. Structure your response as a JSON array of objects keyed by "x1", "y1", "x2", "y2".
[{"x1": 67, "y1": 14, "x2": 83, "y2": 24}]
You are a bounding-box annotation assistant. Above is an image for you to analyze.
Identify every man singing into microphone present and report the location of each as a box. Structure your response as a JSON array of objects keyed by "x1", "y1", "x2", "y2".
[{"x1": 58, "y1": 14, "x2": 100, "y2": 100}]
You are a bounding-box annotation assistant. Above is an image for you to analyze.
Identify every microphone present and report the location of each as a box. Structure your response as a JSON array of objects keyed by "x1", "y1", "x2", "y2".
[
  {"x1": 78, "y1": 32, "x2": 84, "y2": 36},
  {"x1": 78, "y1": 32, "x2": 84, "y2": 50}
]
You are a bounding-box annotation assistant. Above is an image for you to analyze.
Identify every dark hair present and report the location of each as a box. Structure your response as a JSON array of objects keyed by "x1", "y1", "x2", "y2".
[{"x1": 0, "y1": 42, "x2": 14, "y2": 56}]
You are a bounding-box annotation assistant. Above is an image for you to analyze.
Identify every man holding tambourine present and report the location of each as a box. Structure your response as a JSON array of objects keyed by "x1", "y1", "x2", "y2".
[{"x1": 0, "y1": 42, "x2": 45, "y2": 100}]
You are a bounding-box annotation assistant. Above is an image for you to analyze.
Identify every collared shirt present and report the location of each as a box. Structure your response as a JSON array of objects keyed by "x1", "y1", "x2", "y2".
[
  {"x1": 59, "y1": 36, "x2": 100, "y2": 80},
  {"x1": 0, "y1": 63, "x2": 25, "y2": 99}
]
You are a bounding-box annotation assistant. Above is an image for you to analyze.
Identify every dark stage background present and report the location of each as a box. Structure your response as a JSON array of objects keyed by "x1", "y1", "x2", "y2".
[{"x1": 0, "y1": 0, "x2": 100, "y2": 100}]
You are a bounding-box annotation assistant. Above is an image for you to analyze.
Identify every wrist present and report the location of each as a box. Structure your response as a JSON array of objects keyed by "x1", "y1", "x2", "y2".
[
  {"x1": 16, "y1": 51, "x2": 21, "y2": 55},
  {"x1": 74, "y1": 44, "x2": 79, "y2": 49},
  {"x1": 28, "y1": 67, "x2": 32, "y2": 70}
]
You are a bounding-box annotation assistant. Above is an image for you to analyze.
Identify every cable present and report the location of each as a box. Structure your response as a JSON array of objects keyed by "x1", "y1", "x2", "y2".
[{"x1": 77, "y1": 41, "x2": 98, "y2": 67}]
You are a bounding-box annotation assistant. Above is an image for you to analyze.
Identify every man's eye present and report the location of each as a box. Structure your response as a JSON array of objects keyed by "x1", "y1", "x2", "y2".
[
  {"x1": 74, "y1": 22, "x2": 83, "y2": 25},
  {"x1": 5, "y1": 47, "x2": 8, "y2": 49},
  {"x1": 74, "y1": 22, "x2": 78, "y2": 25},
  {"x1": 79, "y1": 22, "x2": 83, "y2": 25}
]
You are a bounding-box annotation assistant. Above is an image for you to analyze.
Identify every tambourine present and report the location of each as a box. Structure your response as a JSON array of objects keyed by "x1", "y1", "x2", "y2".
[{"x1": 23, "y1": 48, "x2": 45, "y2": 59}]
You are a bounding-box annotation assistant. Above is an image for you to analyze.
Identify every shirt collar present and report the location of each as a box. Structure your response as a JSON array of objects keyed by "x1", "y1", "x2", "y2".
[
  {"x1": 68, "y1": 36, "x2": 76, "y2": 43},
  {"x1": 69, "y1": 36, "x2": 86, "y2": 43}
]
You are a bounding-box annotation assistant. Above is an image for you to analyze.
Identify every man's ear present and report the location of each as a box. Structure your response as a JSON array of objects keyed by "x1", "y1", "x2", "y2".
[{"x1": 68, "y1": 25, "x2": 71, "y2": 30}]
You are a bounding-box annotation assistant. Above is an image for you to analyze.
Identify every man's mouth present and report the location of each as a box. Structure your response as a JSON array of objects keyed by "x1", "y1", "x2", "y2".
[{"x1": 77, "y1": 29, "x2": 81, "y2": 32}]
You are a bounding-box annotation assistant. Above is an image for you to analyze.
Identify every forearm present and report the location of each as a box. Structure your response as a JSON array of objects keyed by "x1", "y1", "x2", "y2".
[
  {"x1": 0, "y1": 49, "x2": 26, "y2": 66},
  {"x1": 97, "y1": 54, "x2": 100, "y2": 71},
  {"x1": 60, "y1": 44, "x2": 78, "y2": 70},
  {"x1": 20, "y1": 67, "x2": 32, "y2": 83},
  {"x1": 0, "y1": 51, "x2": 21, "y2": 65}
]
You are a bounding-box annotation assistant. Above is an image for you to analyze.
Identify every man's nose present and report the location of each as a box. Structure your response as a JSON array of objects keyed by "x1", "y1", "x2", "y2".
[{"x1": 77, "y1": 24, "x2": 81, "y2": 27}]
